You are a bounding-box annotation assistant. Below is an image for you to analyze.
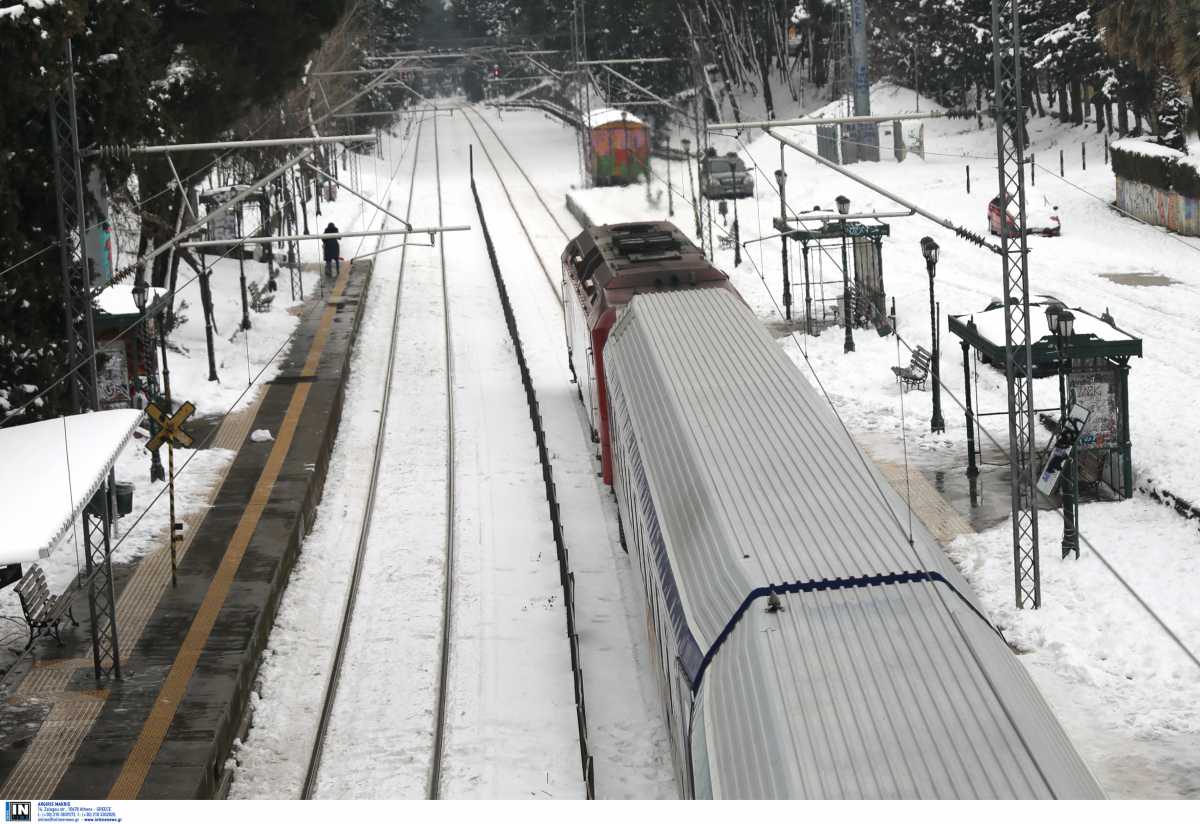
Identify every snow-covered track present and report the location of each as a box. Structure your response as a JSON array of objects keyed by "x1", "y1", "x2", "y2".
[
  {"x1": 460, "y1": 105, "x2": 569, "y2": 302},
  {"x1": 299, "y1": 115, "x2": 458, "y2": 800},
  {"x1": 426, "y1": 109, "x2": 456, "y2": 802}
]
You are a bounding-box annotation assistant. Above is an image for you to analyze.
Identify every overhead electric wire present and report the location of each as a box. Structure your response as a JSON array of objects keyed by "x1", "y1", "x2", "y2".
[
  {"x1": 729, "y1": 123, "x2": 1200, "y2": 672},
  {"x1": 0, "y1": 112, "x2": 424, "y2": 688}
]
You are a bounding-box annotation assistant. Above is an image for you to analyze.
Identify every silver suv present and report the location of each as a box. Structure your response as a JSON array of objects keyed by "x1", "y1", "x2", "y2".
[{"x1": 700, "y1": 152, "x2": 755, "y2": 200}]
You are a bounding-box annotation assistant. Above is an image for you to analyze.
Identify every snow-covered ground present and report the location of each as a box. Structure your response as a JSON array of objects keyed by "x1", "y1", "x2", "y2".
[
  {"x1": 571, "y1": 82, "x2": 1200, "y2": 799},
  {"x1": 230, "y1": 110, "x2": 584, "y2": 799},
  {"x1": 459, "y1": 105, "x2": 677, "y2": 798}
]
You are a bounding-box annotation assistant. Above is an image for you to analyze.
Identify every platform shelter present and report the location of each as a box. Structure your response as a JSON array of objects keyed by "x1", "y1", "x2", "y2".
[
  {"x1": 776, "y1": 216, "x2": 891, "y2": 331},
  {"x1": 949, "y1": 301, "x2": 1143, "y2": 499}
]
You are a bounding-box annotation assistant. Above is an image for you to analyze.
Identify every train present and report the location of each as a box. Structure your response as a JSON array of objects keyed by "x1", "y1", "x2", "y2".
[{"x1": 561, "y1": 221, "x2": 1104, "y2": 799}]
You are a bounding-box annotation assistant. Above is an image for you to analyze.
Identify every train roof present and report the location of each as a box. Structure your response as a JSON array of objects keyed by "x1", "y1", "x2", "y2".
[
  {"x1": 604, "y1": 288, "x2": 1103, "y2": 799},
  {"x1": 563, "y1": 222, "x2": 729, "y2": 312}
]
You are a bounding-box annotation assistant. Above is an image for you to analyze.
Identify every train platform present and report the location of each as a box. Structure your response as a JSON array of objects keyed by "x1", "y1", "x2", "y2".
[{"x1": 0, "y1": 260, "x2": 372, "y2": 800}]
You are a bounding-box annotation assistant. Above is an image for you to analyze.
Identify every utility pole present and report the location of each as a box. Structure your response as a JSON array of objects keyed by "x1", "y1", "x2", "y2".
[
  {"x1": 49, "y1": 40, "x2": 122, "y2": 682},
  {"x1": 991, "y1": 0, "x2": 1041, "y2": 609}
]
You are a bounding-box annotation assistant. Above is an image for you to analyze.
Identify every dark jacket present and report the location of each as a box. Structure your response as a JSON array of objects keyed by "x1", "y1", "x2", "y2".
[{"x1": 322, "y1": 223, "x2": 340, "y2": 261}]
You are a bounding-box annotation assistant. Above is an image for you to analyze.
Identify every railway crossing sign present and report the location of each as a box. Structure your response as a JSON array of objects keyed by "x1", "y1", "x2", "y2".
[{"x1": 144, "y1": 401, "x2": 195, "y2": 452}]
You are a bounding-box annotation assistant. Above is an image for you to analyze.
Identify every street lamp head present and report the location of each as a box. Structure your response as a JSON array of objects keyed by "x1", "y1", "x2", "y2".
[
  {"x1": 774, "y1": 168, "x2": 786, "y2": 184},
  {"x1": 132, "y1": 281, "x2": 147, "y2": 312},
  {"x1": 835, "y1": 195, "x2": 850, "y2": 215},
  {"x1": 1058, "y1": 310, "x2": 1075, "y2": 338},
  {"x1": 920, "y1": 236, "x2": 939, "y2": 266},
  {"x1": 1045, "y1": 302, "x2": 1062, "y2": 336}
]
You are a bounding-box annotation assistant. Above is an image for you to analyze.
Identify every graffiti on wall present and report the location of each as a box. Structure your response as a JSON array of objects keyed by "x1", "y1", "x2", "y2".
[{"x1": 1116, "y1": 177, "x2": 1200, "y2": 236}]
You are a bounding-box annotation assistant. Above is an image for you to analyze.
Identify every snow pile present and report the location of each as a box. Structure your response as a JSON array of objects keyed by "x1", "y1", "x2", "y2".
[
  {"x1": 948, "y1": 503, "x2": 1200, "y2": 798},
  {"x1": 0, "y1": 409, "x2": 143, "y2": 563},
  {"x1": 249, "y1": 429, "x2": 273, "y2": 443},
  {"x1": 1111, "y1": 137, "x2": 1186, "y2": 161}
]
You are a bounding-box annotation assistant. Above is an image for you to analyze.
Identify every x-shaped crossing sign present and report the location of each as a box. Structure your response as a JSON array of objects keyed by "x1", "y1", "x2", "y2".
[{"x1": 144, "y1": 401, "x2": 196, "y2": 452}]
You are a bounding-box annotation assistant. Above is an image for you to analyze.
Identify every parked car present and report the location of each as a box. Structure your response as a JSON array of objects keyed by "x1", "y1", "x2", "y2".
[
  {"x1": 700, "y1": 152, "x2": 755, "y2": 200},
  {"x1": 988, "y1": 190, "x2": 1062, "y2": 236}
]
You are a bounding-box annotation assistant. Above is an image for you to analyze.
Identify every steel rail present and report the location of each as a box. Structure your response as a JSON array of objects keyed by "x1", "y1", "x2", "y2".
[
  {"x1": 427, "y1": 107, "x2": 457, "y2": 802},
  {"x1": 461, "y1": 106, "x2": 570, "y2": 304},
  {"x1": 300, "y1": 119, "x2": 425, "y2": 799}
]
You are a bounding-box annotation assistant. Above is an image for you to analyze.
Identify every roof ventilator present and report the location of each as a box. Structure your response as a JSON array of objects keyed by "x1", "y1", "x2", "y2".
[{"x1": 611, "y1": 226, "x2": 683, "y2": 263}]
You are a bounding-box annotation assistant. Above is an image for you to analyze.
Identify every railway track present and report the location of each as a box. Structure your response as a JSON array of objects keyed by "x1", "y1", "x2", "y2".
[
  {"x1": 460, "y1": 105, "x2": 572, "y2": 302},
  {"x1": 300, "y1": 114, "x2": 458, "y2": 800}
]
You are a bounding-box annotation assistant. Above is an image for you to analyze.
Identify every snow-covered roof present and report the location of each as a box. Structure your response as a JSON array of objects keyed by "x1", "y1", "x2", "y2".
[
  {"x1": 0, "y1": 410, "x2": 144, "y2": 565},
  {"x1": 587, "y1": 108, "x2": 645, "y2": 129},
  {"x1": 966, "y1": 302, "x2": 1137, "y2": 348},
  {"x1": 95, "y1": 284, "x2": 167, "y2": 318},
  {"x1": 199, "y1": 184, "x2": 252, "y2": 200}
]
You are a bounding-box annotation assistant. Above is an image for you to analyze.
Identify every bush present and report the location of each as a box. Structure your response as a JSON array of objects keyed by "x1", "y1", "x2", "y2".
[
  {"x1": 247, "y1": 280, "x2": 275, "y2": 314},
  {"x1": 1110, "y1": 140, "x2": 1200, "y2": 199}
]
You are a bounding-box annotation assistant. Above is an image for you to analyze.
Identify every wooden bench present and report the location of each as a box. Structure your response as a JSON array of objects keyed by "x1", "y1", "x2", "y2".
[
  {"x1": 14, "y1": 565, "x2": 77, "y2": 650},
  {"x1": 891, "y1": 346, "x2": 932, "y2": 391}
]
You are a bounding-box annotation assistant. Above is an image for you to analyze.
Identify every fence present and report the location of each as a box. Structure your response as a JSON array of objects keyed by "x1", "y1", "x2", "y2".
[{"x1": 468, "y1": 148, "x2": 596, "y2": 799}]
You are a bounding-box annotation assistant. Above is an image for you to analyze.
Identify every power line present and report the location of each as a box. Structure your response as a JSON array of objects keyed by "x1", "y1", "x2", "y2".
[{"x1": 730, "y1": 122, "x2": 1200, "y2": 671}]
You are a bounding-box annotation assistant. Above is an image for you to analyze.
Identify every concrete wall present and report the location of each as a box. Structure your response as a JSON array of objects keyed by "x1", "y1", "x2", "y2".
[{"x1": 1115, "y1": 176, "x2": 1200, "y2": 236}]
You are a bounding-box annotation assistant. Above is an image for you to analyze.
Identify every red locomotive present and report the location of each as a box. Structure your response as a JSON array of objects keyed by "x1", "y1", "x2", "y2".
[{"x1": 560, "y1": 221, "x2": 735, "y2": 484}]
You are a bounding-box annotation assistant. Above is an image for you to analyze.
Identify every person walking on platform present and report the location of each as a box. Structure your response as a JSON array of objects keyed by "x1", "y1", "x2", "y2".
[{"x1": 322, "y1": 222, "x2": 341, "y2": 280}]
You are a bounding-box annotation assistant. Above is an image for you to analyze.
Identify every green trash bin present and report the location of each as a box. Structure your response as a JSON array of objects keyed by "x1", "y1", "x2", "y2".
[{"x1": 114, "y1": 482, "x2": 134, "y2": 517}]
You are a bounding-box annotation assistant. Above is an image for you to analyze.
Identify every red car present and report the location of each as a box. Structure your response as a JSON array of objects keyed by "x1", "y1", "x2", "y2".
[{"x1": 988, "y1": 192, "x2": 1062, "y2": 237}]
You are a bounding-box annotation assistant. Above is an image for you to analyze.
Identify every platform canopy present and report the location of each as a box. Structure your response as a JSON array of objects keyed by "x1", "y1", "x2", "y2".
[
  {"x1": 0, "y1": 409, "x2": 144, "y2": 565},
  {"x1": 95, "y1": 284, "x2": 167, "y2": 322},
  {"x1": 949, "y1": 300, "x2": 1143, "y2": 366}
]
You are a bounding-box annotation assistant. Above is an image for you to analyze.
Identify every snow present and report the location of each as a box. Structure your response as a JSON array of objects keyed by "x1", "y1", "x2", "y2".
[
  {"x1": 0, "y1": 409, "x2": 143, "y2": 564},
  {"x1": 94, "y1": 284, "x2": 166, "y2": 318},
  {"x1": 948, "y1": 501, "x2": 1200, "y2": 798},
  {"x1": 1111, "y1": 137, "x2": 1185, "y2": 161},
  {"x1": 567, "y1": 81, "x2": 1200, "y2": 797},
  {"x1": 229, "y1": 112, "x2": 585, "y2": 799},
  {"x1": 963, "y1": 302, "x2": 1137, "y2": 348},
  {"x1": 587, "y1": 108, "x2": 644, "y2": 129},
  {"x1": 249, "y1": 429, "x2": 272, "y2": 443}
]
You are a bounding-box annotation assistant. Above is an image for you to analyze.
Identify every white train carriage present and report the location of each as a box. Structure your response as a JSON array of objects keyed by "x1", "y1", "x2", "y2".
[{"x1": 602, "y1": 288, "x2": 1103, "y2": 799}]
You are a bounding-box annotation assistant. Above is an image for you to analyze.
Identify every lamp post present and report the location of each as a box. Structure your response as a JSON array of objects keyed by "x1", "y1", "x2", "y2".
[
  {"x1": 921, "y1": 236, "x2": 945, "y2": 432},
  {"x1": 837, "y1": 195, "x2": 854, "y2": 353},
  {"x1": 666, "y1": 139, "x2": 675, "y2": 217},
  {"x1": 775, "y1": 168, "x2": 791, "y2": 321},
  {"x1": 682, "y1": 137, "x2": 701, "y2": 243},
  {"x1": 133, "y1": 281, "x2": 165, "y2": 482},
  {"x1": 1047, "y1": 306, "x2": 1079, "y2": 559}
]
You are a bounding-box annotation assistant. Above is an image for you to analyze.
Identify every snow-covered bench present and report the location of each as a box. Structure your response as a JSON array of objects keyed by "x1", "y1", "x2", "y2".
[
  {"x1": 14, "y1": 565, "x2": 77, "y2": 650},
  {"x1": 891, "y1": 346, "x2": 931, "y2": 391}
]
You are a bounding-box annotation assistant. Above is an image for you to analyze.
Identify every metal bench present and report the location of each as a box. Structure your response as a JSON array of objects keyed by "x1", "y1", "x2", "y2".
[
  {"x1": 14, "y1": 565, "x2": 77, "y2": 650},
  {"x1": 891, "y1": 346, "x2": 932, "y2": 391}
]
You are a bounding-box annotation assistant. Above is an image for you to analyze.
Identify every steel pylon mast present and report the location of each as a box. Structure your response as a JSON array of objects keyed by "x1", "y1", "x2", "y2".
[
  {"x1": 49, "y1": 40, "x2": 123, "y2": 679},
  {"x1": 990, "y1": 1, "x2": 1040, "y2": 609},
  {"x1": 571, "y1": 0, "x2": 593, "y2": 188}
]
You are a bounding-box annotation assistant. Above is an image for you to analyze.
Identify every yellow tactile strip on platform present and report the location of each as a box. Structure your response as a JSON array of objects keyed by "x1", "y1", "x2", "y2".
[
  {"x1": 871, "y1": 459, "x2": 975, "y2": 545},
  {"x1": 109, "y1": 266, "x2": 351, "y2": 799},
  {"x1": 0, "y1": 267, "x2": 350, "y2": 801}
]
